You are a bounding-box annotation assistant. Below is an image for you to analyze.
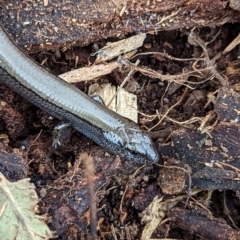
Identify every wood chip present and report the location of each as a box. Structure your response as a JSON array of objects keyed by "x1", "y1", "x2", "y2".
[
  {"x1": 59, "y1": 62, "x2": 120, "y2": 83},
  {"x1": 95, "y1": 33, "x2": 146, "y2": 63},
  {"x1": 88, "y1": 83, "x2": 138, "y2": 123}
]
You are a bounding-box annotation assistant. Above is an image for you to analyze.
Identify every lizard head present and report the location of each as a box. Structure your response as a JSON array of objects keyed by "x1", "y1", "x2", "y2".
[{"x1": 103, "y1": 125, "x2": 159, "y2": 164}]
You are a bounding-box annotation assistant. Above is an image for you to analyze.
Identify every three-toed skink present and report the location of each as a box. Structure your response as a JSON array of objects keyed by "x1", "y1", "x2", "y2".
[{"x1": 0, "y1": 25, "x2": 159, "y2": 163}]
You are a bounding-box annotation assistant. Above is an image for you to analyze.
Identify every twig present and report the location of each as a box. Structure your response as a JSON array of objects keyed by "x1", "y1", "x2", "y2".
[
  {"x1": 111, "y1": 224, "x2": 118, "y2": 240},
  {"x1": 190, "y1": 196, "x2": 214, "y2": 219},
  {"x1": 81, "y1": 153, "x2": 97, "y2": 240},
  {"x1": 154, "y1": 10, "x2": 180, "y2": 26},
  {"x1": 189, "y1": 29, "x2": 228, "y2": 87},
  {"x1": 216, "y1": 162, "x2": 240, "y2": 173},
  {"x1": 131, "y1": 51, "x2": 205, "y2": 62}
]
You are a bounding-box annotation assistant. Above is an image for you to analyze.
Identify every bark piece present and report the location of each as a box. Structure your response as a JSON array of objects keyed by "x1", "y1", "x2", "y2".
[
  {"x1": 159, "y1": 123, "x2": 240, "y2": 190},
  {"x1": 0, "y1": 0, "x2": 239, "y2": 52},
  {"x1": 0, "y1": 151, "x2": 27, "y2": 181},
  {"x1": 159, "y1": 123, "x2": 240, "y2": 173},
  {"x1": 168, "y1": 207, "x2": 240, "y2": 240},
  {"x1": 216, "y1": 86, "x2": 240, "y2": 123},
  {"x1": 192, "y1": 167, "x2": 240, "y2": 190}
]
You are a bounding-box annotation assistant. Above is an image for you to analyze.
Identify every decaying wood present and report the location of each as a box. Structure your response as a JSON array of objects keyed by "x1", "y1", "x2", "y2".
[
  {"x1": 159, "y1": 123, "x2": 240, "y2": 190},
  {"x1": 168, "y1": 207, "x2": 240, "y2": 240},
  {"x1": 0, "y1": 151, "x2": 27, "y2": 181},
  {"x1": 0, "y1": 0, "x2": 239, "y2": 52},
  {"x1": 216, "y1": 85, "x2": 240, "y2": 123}
]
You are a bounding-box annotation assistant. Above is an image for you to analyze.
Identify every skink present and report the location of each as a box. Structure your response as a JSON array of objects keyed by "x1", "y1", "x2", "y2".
[{"x1": 0, "y1": 25, "x2": 159, "y2": 163}]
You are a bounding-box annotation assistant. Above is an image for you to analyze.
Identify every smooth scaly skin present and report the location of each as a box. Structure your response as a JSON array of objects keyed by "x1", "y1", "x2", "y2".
[{"x1": 0, "y1": 25, "x2": 159, "y2": 164}]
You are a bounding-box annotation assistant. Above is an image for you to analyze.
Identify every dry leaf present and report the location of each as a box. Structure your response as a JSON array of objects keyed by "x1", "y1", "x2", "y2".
[
  {"x1": 141, "y1": 196, "x2": 182, "y2": 240},
  {"x1": 0, "y1": 173, "x2": 53, "y2": 240}
]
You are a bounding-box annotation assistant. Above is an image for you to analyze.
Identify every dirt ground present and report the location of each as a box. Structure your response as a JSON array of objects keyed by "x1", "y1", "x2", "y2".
[{"x1": 1, "y1": 22, "x2": 240, "y2": 240}]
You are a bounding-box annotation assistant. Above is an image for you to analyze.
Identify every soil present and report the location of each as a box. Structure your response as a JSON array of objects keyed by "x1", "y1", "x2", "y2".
[{"x1": 1, "y1": 22, "x2": 240, "y2": 240}]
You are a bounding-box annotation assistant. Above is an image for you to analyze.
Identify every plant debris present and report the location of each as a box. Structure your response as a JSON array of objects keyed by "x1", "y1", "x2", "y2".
[{"x1": 0, "y1": 173, "x2": 53, "y2": 239}]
